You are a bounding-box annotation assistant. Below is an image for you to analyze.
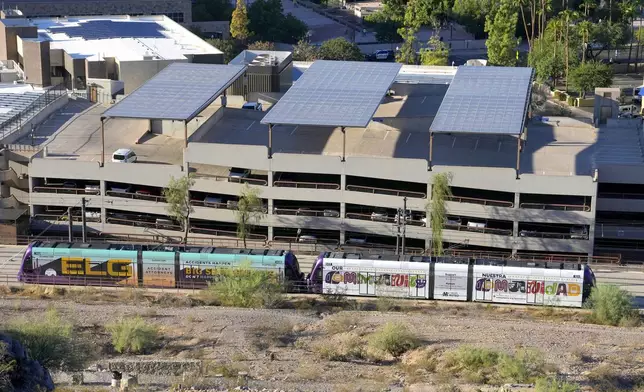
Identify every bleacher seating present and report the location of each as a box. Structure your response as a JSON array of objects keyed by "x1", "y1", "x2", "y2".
[{"x1": 0, "y1": 91, "x2": 46, "y2": 128}]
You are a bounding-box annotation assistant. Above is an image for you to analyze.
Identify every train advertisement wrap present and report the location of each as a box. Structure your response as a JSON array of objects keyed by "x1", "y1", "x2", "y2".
[
  {"x1": 433, "y1": 263, "x2": 468, "y2": 301},
  {"x1": 472, "y1": 265, "x2": 584, "y2": 308},
  {"x1": 29, "y1": 247, "x2": 137, "y2": 286},
  {"x1": 178, "y1": 253, "x2": 285, "y2": 285},
  {"x1": 141, "y1": 251, "x2": 175, "y2": 288},
  {"x1": 322, "y1": 259, "x2": 430, "y2": 299}
]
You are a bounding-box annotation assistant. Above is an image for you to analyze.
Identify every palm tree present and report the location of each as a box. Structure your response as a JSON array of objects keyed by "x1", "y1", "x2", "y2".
[
  {"x1": 578, "y1": 20, "x2": 592, "y2": 62},
  {"x1": 580, "y1": 0, "x2": 595, "y2": 16}
]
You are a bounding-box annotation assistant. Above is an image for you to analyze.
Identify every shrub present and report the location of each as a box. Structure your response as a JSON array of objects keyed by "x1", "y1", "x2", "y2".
[
  {"x1": 205, "y1": 267, "x2": 284, "y2": 308},
  {"x1": 4, "y1": 308, "x2": 90, "y2": 371},
  {"x1": 442, "y1": 346, "x2": 552, "y2": 384},
  {"x1": 376, "y1": 296, "x2": 401, "y2": 312},
  {"x1": 368, "y1": 322, "x2": 420, "y2": 358},
  {"x1": 587, "y1": 284, "x2": 639, "y2": 326},
  {"x1": 248, "y1": 320, "x2": 295, "y2": 350},
  {"x1": 442, "y1": 346, "x2": 501, "y2": 384},
  {"x1": 107, "y1": 316, "x2": 159, "y2": 354},
  {"x1": 535, "y1": 376, "x2": 581, "y2": 392},
  {"x1": 313, "y1": 332, "x2": 365, "y2": 361},
  {"x1": 324, "y1": 313, "x2": 358, "y2": 335}
]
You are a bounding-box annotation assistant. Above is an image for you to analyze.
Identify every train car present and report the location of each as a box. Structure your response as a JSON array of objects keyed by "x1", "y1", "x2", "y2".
[
  {"x1": 18, "y1": 241, "x2": 304, "y2": 288},
  {"x1": 306, "y1": 252, "x2": 595, "y2": 308}
]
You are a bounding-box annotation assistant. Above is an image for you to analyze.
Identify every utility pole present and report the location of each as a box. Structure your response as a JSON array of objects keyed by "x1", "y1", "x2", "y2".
[
  {"x1": 81, "y1": 197, "x2": 87, "y2": 243},
  {"x1": 67, "y1": 207, "x2": 73, "y2": 242},
  {"x1": 401, "y1": 197, "x2": 407, "y2": 256}
]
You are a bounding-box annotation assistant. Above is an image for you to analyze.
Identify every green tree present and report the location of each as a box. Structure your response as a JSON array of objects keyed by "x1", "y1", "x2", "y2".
[
  {"x1": 107, "y1": 316, "x2": 159, "y2": 354},
  {"x1": 453, "y1": 0, "x2": 495, "y2": 39},
  {"x1": 427, "y1": 172, "x2": 452, "y2": 256},
  {"x1": 587, "y1": 284, "x2": 639, "y2": 326},
  {"x1": 230, "y1": 0, "x2": 250, "y2": 41},
  {"x1": 318, "y1": 37, "x2": 364, "y2": 61},
  {"x1": 620, "y1": 0, "x2": 638, "y2": 72},
  {"x1": 248, "y1": 41, "x2": 276, "y2": 50},
  {"x1": 248, "y1": 0, "x2": 308, "y2": 44},
  {"x1": 485, "y1": 0, "x2": 519, "y2": 66},
  {"x1": 192, "y1": 0, "x2": 234, "y2": 22},
  {"x1": 207, "y1": 38, "x2": 247, "y2": 63},
  {"x1": 568, "y1": 61, "x2": 612, "y2": 98},
  {"x1": 396, "y1": 27, "x2": 418, "y2": 64},
  {"x1": 528, "y1": 36, "x2": 566, "y2": 85},
  {"x1": 420, "y1": 35, "x2": 449, "y2": 65},
  {"x1": 292, "y1": 39, "x2": 319, "y2": 61},
  {"x1": 236, "y1": 184, "x2": 265, "y2": 248},
  {"x1": 364, "y1": 10, "x2": 402, "y2": 43},
  {"x1": 162, "y1": 174, "x2": 195, "y2": 244}
]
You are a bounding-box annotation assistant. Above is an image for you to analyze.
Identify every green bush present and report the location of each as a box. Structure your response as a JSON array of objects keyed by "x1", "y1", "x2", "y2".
[
  {"x1": 205, "y1": 267, "x2": 284, "y2": 308},
  {"x1": 107, "y1": 316, "x2": 159, "y2": 354},
  {"x1": 4, "y1": 308, "x2": 90, "y2": 371},
  {"x1": 535, "y1": 376, "x2": 581, "y2": 392},
  {"x1": 368, "y1": 322, "x2": 420, "y2": 358},
  {"x1": 442, "y1": 346, "x2": 552, "y2": 384},
  {"x1": 587, "y1": 284, "x2": 639, "y2": 326}
]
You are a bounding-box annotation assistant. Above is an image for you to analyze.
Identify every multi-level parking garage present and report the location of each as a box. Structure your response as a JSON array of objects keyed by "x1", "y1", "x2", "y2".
[{"x1": 9, "y1": 58, "x2": 644, "y2": 260}]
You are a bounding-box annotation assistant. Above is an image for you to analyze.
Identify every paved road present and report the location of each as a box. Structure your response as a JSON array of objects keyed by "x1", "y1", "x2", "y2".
[{"x1": 1, "y1": 247, "x2": 642, "y2": 308}]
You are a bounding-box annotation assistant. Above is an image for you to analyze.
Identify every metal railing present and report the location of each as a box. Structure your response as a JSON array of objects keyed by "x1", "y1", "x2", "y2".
[
  {"x1": 105, "y1": 217, "x2": 181, "y2": 231},
  {"x1": 519, "y1": 202, "x2": 591, "y2": 212},
  {"x1": 190, "y1": 199, "x2": 228, "y2": 209},
  {"x1": 446, "y1": 249, "x2": 621, "y2": 264},
  {"x1": 598, "y1": 192, "x2": 644, "y2": 200},
  {"x1": 188, "y1": 226, "x2": 267, "y2": 241},
  {"x1": 273, "y1": 236, "x2": 340, "y2": 245},
  {"x1": 0, "y1": 83, "x2": 67, "y2": 141},
  {"x1": 446, "y1": 195, "x2": 514, "y2": 208},
  {"x1": 447, "y1": 225, "x2": 513, "y2": 236},
  {"x1": 106, "y1": 190, "x2": 166, "y2": 203},
  {"x1": 33, "y1": 186, "x2": 91, "y2": 195},
  {"x1": 33, "y1": 213, "x2": 101, "y2": 223},
  {"x1": 193, "y1": 172, "x2": 268, "y2": 186},
  {"x1": 273, "y1": 208, "x2": 339, "y2": 218},
  {"x1": 274, "y1": 180, "x2": 340, "y2": 190},
  {"x1": 518, "y1": 231, "x2": 588, "y2": 240},
  {"x1": 344, "y1": 212, "x2": 426, "y2": 226},
  {"x1": 346, "y1": 185, "x2": 426, "y2": 199}
]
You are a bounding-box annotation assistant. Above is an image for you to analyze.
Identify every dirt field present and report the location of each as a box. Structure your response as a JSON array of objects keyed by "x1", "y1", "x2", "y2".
[{"x1": 1, "y1": 288, "x2": 643, "y2": 392}]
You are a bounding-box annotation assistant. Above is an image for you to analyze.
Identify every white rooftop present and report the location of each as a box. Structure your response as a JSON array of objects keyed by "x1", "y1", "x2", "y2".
[{"x1": 13, "y1": 15, "x2": 222, "y2": 62}]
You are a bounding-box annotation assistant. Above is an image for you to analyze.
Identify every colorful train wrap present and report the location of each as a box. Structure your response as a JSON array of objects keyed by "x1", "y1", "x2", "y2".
[
  {"x1": 18, "y1": 241, "x2": 304, "y2": 288},
  {"x1": 307, "y1": 253, "x2": 596, "y2": 308}
]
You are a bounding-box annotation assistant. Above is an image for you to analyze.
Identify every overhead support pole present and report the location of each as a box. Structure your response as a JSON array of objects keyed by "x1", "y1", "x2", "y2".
[
  {"x1": 100, "y1": 117, "x2": 105, "y2": 167},
  {"x1": 428, "y1": 132, "x2": 434, "y2": 171},
  {"x1": 268, "y1": 123, "x2": 273, "y2": 158},
  {"x1": 515, "y1": 136, "x2": 521, "y2": 180},
  {"x1": 184, "y1": 120, "x2": 188, "y2": 148},
  {"x1": 341, "y1": 126, "x2": 346, "y2": 162}
]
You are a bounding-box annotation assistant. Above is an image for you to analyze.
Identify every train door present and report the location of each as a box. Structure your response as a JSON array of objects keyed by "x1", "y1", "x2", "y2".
[{"x1": 359, "y1": 271, "x2": 375, "y2": 295}]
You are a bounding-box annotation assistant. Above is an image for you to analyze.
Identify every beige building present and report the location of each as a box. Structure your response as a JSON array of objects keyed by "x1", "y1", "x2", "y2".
[
  {"x1": 0, "y1": 15, "x2": 223, "y2": 93},
  {"x1": 1, "y1": 0, "x2": 192, "y2": 23}
]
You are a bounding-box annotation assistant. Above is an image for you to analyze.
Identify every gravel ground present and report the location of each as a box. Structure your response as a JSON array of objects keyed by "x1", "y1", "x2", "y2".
[{"x1": 1, "y1": 292, "x2": 643, "y2": 391}]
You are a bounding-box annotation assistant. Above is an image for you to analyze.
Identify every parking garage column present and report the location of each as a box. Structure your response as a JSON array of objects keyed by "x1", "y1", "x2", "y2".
[
  {"x1": 28, "y1": 175, "x2": 34, "y2": 217},
  {"x1": 100, "y1": 180, "x2": 107, "y2": 229},
  {"x1": 512, "y1": 192, "x2": 520, "y2": 256},
  {"x1": 340, "y1": 171, "x2": 347, "y2": 244},
  {"x1": 587, "y1": 193, "x2": 598, "y2": 257}
]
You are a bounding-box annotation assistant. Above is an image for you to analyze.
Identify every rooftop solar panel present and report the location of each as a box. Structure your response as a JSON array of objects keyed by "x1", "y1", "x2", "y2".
[
  {"x1": 49, "y1": 20, "x2": 166, "y2": 40},
  {"x1": 262, "y1": 60, "x2": 402, "y2": 128},
  {"x1": 103, "y1": 63, "x2": 247, "y2": 121},
  {"x1": 429, "y1": 66, "x2": 533, "y2": 136}
]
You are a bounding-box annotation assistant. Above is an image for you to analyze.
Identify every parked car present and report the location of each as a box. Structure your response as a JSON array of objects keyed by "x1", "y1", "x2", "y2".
[
  {"x1": 110, "y1": 185, "x2": 132, "y2": 193},
  {"x1": 570, "y1": 226, "x2": 589, "y2": 240},
  {"x1": 371, "y1": 209, "x2": 389, "y2": 222},
  {"x1": 84, "y1": 184, "x2": 100, "y2": 195},
  {"x1": 445, "y1": 217, "x2": 462, "y2": 228},
  {"x1": 467, "y1": 221, "x2": 486, "y2": 230},
  {"x1": 374, "y1": 50, "x2": 394, "y2": 61},
  {"x1": 298, "y1": 235, "x2": 317, "y2": 243},
  {"x1": 229, "y1": 167, "x2": 251, "y2": 180},
  {"x1": 395, "y1": 210, "x2": 412, "y2": 224},
  {"x1": 226, "y1": 200, "x2": 239, "y2": 210},
  {"x1": 242, "y1": 102, "x2": 263, "y2": 111},
  {"x1": 112, "y1": 148, "x2": 137, "y2": 163},
  {"x1": 62, "y1": 181, "x2": 77, "y2": 188},
  {"x1": 345, "y1": 236, "x2": 367, "y2": 245},
  {"x1": 204, "y1": 195, "x2": 224, "y2": 208},
  {"x1": 323, "y1": 209, "x2": 340, "y2": 218}
]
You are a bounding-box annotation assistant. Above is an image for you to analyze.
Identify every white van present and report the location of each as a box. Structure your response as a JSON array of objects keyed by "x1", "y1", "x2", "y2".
[
  {"x1": 467, "y1": 221, "x2": 486, "y2": 230},
  {"x1": 112, "y1": 148, "x2": 137, "y2": 163}
]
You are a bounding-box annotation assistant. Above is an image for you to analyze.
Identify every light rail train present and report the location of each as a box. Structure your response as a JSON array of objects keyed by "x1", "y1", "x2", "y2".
[{"x1": 18, "y1": 242, "x2": 596, "y2": 308}]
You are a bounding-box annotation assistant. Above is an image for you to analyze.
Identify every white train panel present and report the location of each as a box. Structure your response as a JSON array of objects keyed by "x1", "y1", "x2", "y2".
[
  {"x1": 323, "y1": 258, "x2": 431, "y2": 299},
  {"x1": 433, "y1": 263, "x2": 469, "y2": 301},
  {"x1": 471, "y1": 264, "x2": 584, "y2": 308}
]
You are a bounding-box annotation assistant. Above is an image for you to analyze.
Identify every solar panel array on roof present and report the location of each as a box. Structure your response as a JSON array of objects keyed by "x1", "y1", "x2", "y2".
[
  {"x1": 262, "y1": 60, "x2": 402, "y2": 128},
  {"x1": 429, "y1": 66, "x2": 533, "y2": 136},
  {"x1": 102, "y1": 63, "x2": 247, "y2": 121},
  {"x1": 49, "y1": 20, "x2": 166, "y2": 40}
]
